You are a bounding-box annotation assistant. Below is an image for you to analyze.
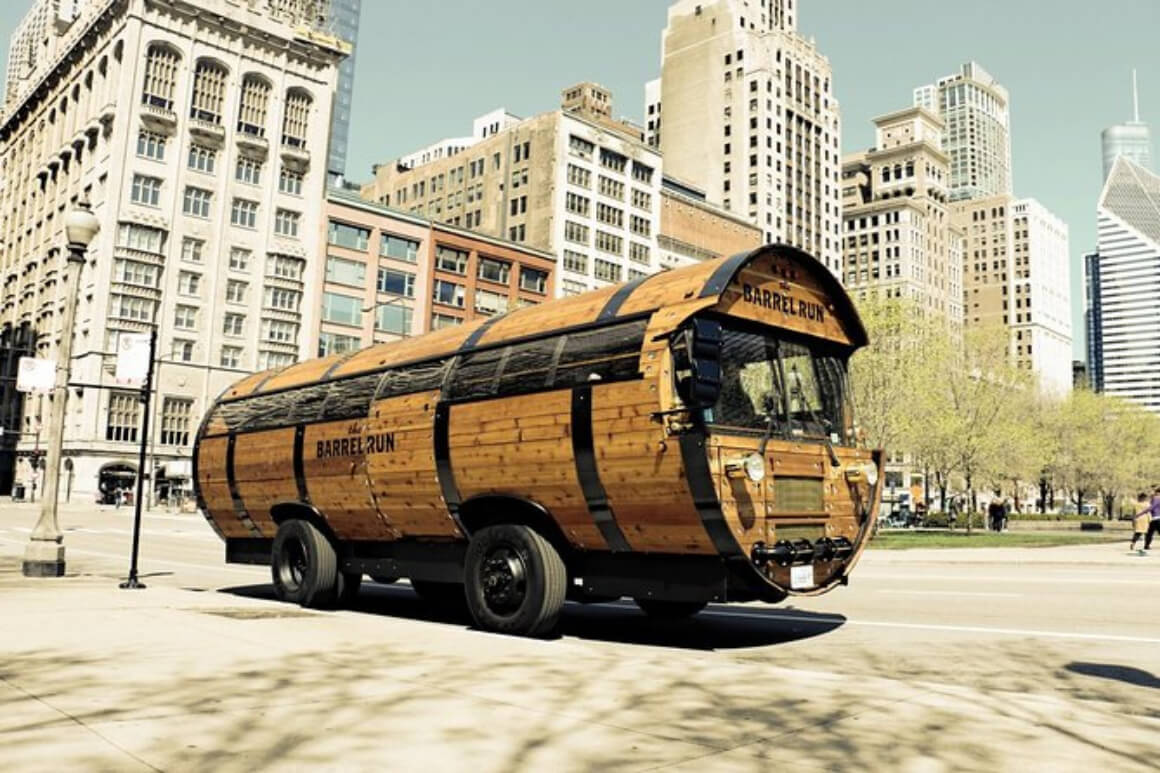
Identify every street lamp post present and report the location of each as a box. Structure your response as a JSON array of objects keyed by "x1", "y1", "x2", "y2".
[{"x1": 22, "y1": 200, "x2": 99, "y2": 578}]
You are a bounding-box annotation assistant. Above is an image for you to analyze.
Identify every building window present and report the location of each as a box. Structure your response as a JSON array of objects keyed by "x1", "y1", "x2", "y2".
[
  {"x1": 630, "y1": 215, "x2": 651, "y2": 237},
  {"x1": 220, "y1": 346, "x2": 243, "y2": 369},
  {"x1": 508, "y1": 224, "x2": 526, "y2": 242},
  {"x1": 321, "y1": 291, "x2": 362, "y2": 325},
  {"x1": 130, "y1": 174, "x2": 162, "y2": 207},
  {"x1": 563, "y1": 249, "x2": 588, "y2": 274},
  {"x1": 258, "y1": 351, "x2": 296, "y2": 370},
  {"x1": 325, "y1": 256, "x2": 366, "y2": 286},
  {"x1": 136, "y1": 131, "x2": 166, "y2": 161},
  {"x1": 110, "y1": 295, "x2": 155, "y2": 322},
  {"x1": 261, "y1": 318, "x2": 299, "y2": 344},
  {"x1": 278, "y1": 167, "x2": 303, "y2": 195},
  {"x1": 380, "y1": 233, "x2": 419, "y2": 262},
  {"x1": 595, "y1": 230, "x2": 623, "y2": 256},
  {"x1": 569, "y1": 135, "x2": 595, "y2": 160},
  {"x1": 594, "y1": 258, "x2": 622, "y2": 283},
  {"x1": 565, "y1": 221, "x2": 590, "y2": 245},
  {"x1": 474, "y1": 288, "x2": 509, "y2": 316},
  {"x1": 631, "y1": 161, "x2": 655, "y2": 184},
  {"x1": 236, "y1": 157, "x2": 262, "y2": 184},
  {"x1": 433, "y1": 279, "x2": 466, "y2": 307},
  {"x1": 567, "y1": 164, "x2": 592, "y2": 189},
  {"x1": 106, "y1": 392, "x2": 140, "y2": 443},
  {"x1": 177, "y1": 271, "x2": 201, "y2": 297},
  {"x1": 117, "y1": 222, "x2": 166, "y2": 253},
  {"x1": 222, "y1": 313, "x2": 245, "y2": 336},
  {"x1": 172, "y1": 339, "x2": 195, "y2": 363},
  {"x1": 159, "y1": 398, "x2": 193, "y2": 446},
  {"x1": 237, "y1": 74, "x2": 271, "y2": 136},
  {"x1": 183, "y1": 187, "x2": 212, "y2": 218},
  {"x1": 600, "y1": 148, "x2": 627, "y2": 173},
  {"x1": 229, "y1": 247, "x2": 251, "y2": 271},
  {"x1": 274, "y1": 209, "x2": 300, "y2": 237},
  {"x1": 432, "y1": 313, "x2": 462, "y2": 330},
  {"x1": 173, "y1": 304, "x2": 198, "y2": 330},
  {"x1": 328, "y1": 220, "x2": 369, "y2": 250},
  {"x1": 596, "y1": 203, "x2": 624, "y2": 228},
  {"x1": 181, "y1": 237, "x2": 203, "y2": 263},
  {"x1": 375, "y1": 304, "x2": 412, "y2": 336},
  {"x1": 631, "y1": 189, "x2": 652, "y2": 211},
  {"x1": 561, "y1": 279, "x2": 587, "y2": 296},
  {"x1": 225, "y1": 280, "x2": 248, "y2": 304},
  {"x1": 477, "y1": 257, "x2": 511, "y2": 285},
  {"x1": 264, "y1": 287, "x2": 301, "y2": 312},
  {"x1": 113, "y1": 259, "x2": 160, "y2": 288},
  {"x1": 231, "y1": 198, "x2": 259, "y2": 229},
  {"x1": 566, "y1": 192, "x2": 590, "y2": 216},
  {"x1": 188, "y1": 145, "x2": 216, "y2": 173},
  {"x1": 377, "y1": 268, "x2": 415, "y2": 297},
  {"x1": 318, "y1": 332, "x2": 360, "y2": 357},
  {"x1": 598, "y1": 176, "x2": 625, "y2": 200},
  {"x1": 141, "y1": 45, "x2": 179, "y2": 109},
  {"x1": 282, "y1": 88, "x2": 312, "y2": 147},
  {"x1": 629, "y1": 243, "x2": 650, "y2": 265},
  {"x1": 435, "y1": 246, "x2": 468, "y2": 274},
  {"x1": 190, "y1": 59, "x2": 228, "y2": 122},
  {"x1": 519, "y1": 267, "x2": 548, "y2": 294},
  {"x1": 266, "y1": 254, "x2": 303, "y2": 280}
]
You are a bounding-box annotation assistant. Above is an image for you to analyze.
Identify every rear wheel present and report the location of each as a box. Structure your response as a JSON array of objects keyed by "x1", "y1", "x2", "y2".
[
  {"x1": 464, "y1": 524, "x2": 566, "y2": 637},
  {"x1": 634, "y1": 599, "x2": 708, "y2": 619},
  {"x1": 271, "y1": 519, "x2": 338, "y2": 609}
]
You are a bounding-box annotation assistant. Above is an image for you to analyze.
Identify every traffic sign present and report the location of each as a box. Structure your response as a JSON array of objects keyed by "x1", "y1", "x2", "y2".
[{"x1": 16, "y1": 357, "x2": 55, "y2": 394}]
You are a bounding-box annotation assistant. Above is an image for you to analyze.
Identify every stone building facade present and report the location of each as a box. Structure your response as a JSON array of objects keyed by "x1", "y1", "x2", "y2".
[{"x1": 0, "y1": 0, "x2": 346, "y2": 502}]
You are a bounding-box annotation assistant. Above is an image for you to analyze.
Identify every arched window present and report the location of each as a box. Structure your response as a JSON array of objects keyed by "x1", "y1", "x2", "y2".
[
  {"x1": 281, "y1": 88, "x2": 312, "y2": 148},
  {"x1": 190, "y1": 59, "x2": 228, "y2": 123},
  {"x1": 141, "y1": 44, "x2": 180, "y2": 110},
  {"x1": 237, "y1": 74, "x2": 271, "y2": 136}
]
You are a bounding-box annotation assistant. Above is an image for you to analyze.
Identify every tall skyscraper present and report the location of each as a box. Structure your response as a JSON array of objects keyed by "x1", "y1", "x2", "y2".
[
  {"x1": 326, "y1": 0, "x2": 360, "y2": 185},
  {"x1": 654, "y1": 0, "x2": 843, "y2": 274},
  {"x1": 1101, "y1": 70, "x2": 1152, "y2": 181},
  {"x1": 841, "y1": 106, "x2": 964, "y2": 328},
  {"x1": 1088, "y1": 157, "x2": 1160, "y2": 411},
  {"x1": 0, "y1": 0, "x2": 348, "y2": 501},
  {"x1": 914, "y1": 62, "x2": 1012, "y2": 202},
  {"x1": 1083, "y1": 250, "x2": 1104, "y2": 392}
]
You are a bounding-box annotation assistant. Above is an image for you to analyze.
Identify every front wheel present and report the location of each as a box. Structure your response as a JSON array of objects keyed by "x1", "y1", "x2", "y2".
[
  {"x1": 271, "y1": 519, "x2": 338, "y2": 609},
  {"x1": 464, "y1": 524, "x2": 566, "y2": 637},
  {"x1": 634, "y1": 599, "x2": 708, "y2": 619}
]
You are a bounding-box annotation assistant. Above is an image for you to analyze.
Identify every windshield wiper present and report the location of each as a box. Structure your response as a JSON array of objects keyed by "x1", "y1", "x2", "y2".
[{"x1": 787, "y1": 369, "x2": 840, "y2": 467}]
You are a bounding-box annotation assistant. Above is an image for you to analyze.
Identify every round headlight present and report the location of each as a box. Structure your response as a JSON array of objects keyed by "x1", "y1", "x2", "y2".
[
  {"x1": 863, "y1": 461, "x2": 879, "y2": 488},
  {"x1": 745, "y1": 453, "x2": 766, "y2": 483}
]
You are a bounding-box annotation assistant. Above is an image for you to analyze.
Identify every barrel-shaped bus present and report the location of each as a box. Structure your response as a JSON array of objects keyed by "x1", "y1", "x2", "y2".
[{"x1": 194, "y1": 244, "x2": 882, "y2": 637}]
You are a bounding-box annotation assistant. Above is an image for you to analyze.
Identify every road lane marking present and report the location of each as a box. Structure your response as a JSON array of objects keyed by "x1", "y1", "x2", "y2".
[
  {"x1": 700, "y1": 609, "x2": 1160, "y2": 645},
  {"x1": 877, "y1": 589, "x2": 1022, "y2": 598},
  {"x1": 861, "y1": 572, "x2": 1159, "y2": 586}
]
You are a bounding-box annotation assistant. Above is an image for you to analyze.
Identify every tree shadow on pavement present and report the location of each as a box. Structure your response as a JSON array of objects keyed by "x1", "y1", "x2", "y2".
[
  {"x1": 1065, "y1": 662, "x2": 1160, "y2": 689},
  {"x1": 218, "y1": 581, "x2": 845, "y2": 651}
]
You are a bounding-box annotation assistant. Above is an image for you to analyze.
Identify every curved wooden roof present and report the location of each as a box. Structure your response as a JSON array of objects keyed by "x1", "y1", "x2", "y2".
[{"x1": 220, "y1": 244, "x2": 868, "y2": 401}]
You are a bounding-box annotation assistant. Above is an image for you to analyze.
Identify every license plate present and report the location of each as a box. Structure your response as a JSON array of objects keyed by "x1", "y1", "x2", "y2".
[{"x1": 790, "y1": 564, "x2": 814, "y2": 590}]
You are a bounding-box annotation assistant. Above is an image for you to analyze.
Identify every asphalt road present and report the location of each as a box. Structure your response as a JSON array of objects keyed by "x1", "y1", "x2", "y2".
[{"x1": 1, "y1": 503, "x2": 1158, "y2": 771}]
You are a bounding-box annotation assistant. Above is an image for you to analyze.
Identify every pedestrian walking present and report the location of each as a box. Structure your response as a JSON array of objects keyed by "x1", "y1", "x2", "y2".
[{"x1": 1144, "y1": 487, "x2": 1160, "y2": 553}]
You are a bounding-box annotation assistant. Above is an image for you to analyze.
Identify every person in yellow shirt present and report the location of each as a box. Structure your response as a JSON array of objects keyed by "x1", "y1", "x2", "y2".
[{"x1": 1131, "y1": 492, "x2": 1151, "y2": 555}]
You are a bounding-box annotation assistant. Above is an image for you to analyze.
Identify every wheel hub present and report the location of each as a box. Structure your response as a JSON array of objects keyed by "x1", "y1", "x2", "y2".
[{"x1": 480, "y1": 546, "x2": 527, "y2": 614}]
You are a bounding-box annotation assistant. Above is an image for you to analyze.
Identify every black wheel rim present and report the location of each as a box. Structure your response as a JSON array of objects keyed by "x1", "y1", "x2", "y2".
[
  {"x1": 278, "y1": 536, "x2": 308, "y2": 592},
  {"x1": 479, "y1": 543, "x2": 527, "y2": 616}
]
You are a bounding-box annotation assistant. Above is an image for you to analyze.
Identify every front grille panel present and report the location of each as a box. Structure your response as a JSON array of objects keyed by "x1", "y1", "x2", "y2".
[{"x1": 771, "y1": 476, "x2": 824, "y2": 512}]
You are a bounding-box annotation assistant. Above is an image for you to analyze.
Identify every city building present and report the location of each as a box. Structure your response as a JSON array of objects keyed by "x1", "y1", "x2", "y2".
[
  {"x1": 363, "y1": 84, "x2": 667, "y2": 297},
  {"x1": 1101, "y1": 70, "x2": 1152, "y2": 181},
  {"x1": 840, "y1": 107, "x2": 964, "y2": 328},
  {"x1": 0, "y1": 0, "x2": 348, "y2": 501},
  {"x1": 1087, "y1": 157, "x2": 1160, "y2": 411},
  {"x1": 657, "y1": 175, "x2": 761, "y2": 270},
  {"x1": 914, "y1": 62, "x2": 1012, "y2": 202},
  {"x1": 1083, "y1": 249, "x2": 1104, "y2": 392},
  {"x1": 326, "y1": 0, "x2": 361, "y2": 185},
  {"x1": 315, "y1": 189, "x2": 556, "y2": 356},
  {"x1": 654, "y1": 0, "x2": 843, "y2": 273},
  {"x1": 644, "y1": 78, "x2": 661, "y2": 149},
  {"x1": 954, "y1": 194, "x2": 1073, "y2": 394}
]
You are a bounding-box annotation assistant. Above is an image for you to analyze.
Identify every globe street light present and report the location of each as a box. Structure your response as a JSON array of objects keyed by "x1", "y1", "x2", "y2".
[{"x1": 22, "y1": 200, "x2": 99, "y2": 577}]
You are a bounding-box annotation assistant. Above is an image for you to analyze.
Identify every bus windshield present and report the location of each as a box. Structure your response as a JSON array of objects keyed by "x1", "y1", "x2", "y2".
[{"x1": 705, "y1": 324, "x2": 852, "y2": 441}]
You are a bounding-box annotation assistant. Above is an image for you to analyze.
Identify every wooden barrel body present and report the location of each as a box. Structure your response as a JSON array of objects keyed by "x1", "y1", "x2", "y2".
[{"x1": 195, "y1": 245, "x2": 883, "y2": 600}]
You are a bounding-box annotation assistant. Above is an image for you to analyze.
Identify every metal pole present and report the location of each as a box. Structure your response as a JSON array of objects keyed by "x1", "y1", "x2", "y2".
[
  {"x1": 30, "y1": 429, "x2": 39, "y2": 504},
  {"x1": 121, "y1": 328, "x2": 156, "y2": 590},
  {"x1": 22, "y1": 244, "x2": 85, "y2": 577}
]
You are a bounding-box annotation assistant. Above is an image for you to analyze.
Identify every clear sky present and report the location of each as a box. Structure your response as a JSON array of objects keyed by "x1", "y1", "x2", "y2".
[{"x1": 2, "y1": 0, "x2": 1158, "y2": 358}]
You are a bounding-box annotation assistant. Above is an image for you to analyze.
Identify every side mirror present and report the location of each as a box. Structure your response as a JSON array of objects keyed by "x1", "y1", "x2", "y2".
[{"x1": 675, "y1": 318, "x2": 723, "y2": 408}]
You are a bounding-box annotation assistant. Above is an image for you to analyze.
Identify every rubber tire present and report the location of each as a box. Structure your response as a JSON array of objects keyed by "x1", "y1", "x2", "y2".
[
  {"x1": 271, "y1": 519, "x2": 339, "y2": 609},
  {"x1": 464, "y1": 524, "x2": 567, "y2": 637},
  {"x1": 410, "y1": 579, "x2": 466, "y2": 607},
  {"x1": 634, "y1": 599, "x2": 708, "y2": 619},
  {"x1": 370, "y1": 575, "x2": 399, "y2": 585},
  {"x1": 335, "y1": 571, "x2": 362, "y2": 607}
]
